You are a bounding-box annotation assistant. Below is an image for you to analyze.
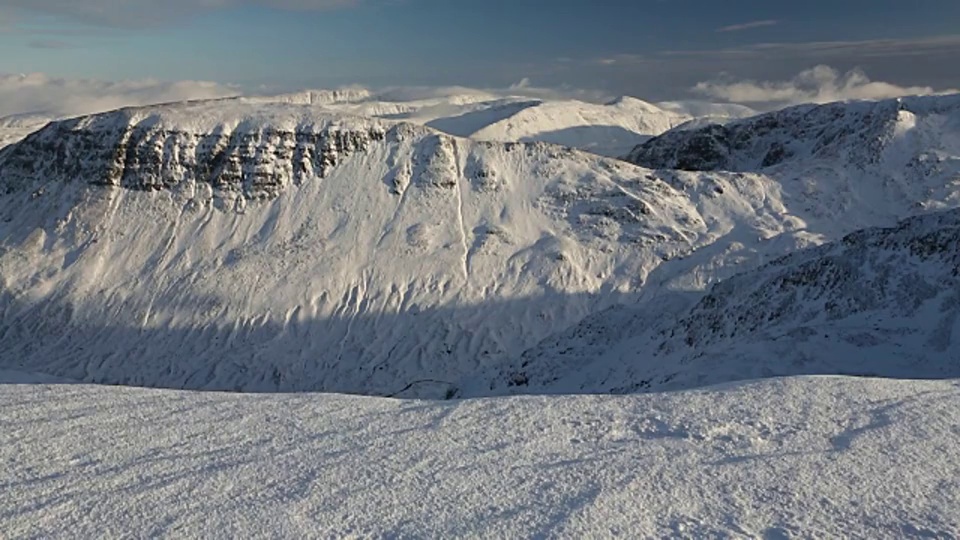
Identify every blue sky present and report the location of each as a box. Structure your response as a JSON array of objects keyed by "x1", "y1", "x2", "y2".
[{"x1": 1, "y1": 0, "x2": 959, "y2": 100}]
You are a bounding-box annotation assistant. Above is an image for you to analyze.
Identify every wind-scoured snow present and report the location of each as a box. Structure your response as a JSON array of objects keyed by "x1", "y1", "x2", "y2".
[{"x1": 3, "y1": 376, "x2": 959, "y2": 538}]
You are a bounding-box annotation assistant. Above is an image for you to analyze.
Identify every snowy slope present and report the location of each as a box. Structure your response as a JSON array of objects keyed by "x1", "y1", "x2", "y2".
[
  {"x1": 341, "y1": 96, "x2": 542, "y2": 137},
  {"x1": 3, "y1": 376, "x2": 959, "y2": 538},
  {"x1": 499, "y1": 208, "x2": 960, "y2": 394},
  {"x1": 0, "y1": 88, "x2": 754, "y2": 158},
  {"x1": 317, "y1": 93, "x2": 690, "y2": 157},
  {"x1": 656, "y1": 100, "x2": 757, "y2": 118},
  {"x1": 247, "y1": 88, "x2": 373, "y2": 105},
  {"x1": 274, "y1": 91, "x2": 546, "y2": 139},
  {"x1": 0, "y1": 113, "x2": 52, "y2": 150},
  {"x1": 469, "y1": 96, "x2": 692, "y2": 158}
]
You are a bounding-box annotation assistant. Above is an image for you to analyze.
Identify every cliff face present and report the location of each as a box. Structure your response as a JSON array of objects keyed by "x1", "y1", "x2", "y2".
[{"x1": 0, "y1": 105, "x2": 392, "y2": 199}]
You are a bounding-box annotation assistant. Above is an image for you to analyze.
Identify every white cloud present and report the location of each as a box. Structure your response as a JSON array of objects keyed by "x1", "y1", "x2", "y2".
[
  {"x1": 510, "y1": 78, "x2": 532, "y2": 90},
  {"x1": 716, "y1": 20, "x2": 779, "y2": 33},
  {"x1": 0, "y1": 73, "x2": 240, "y2": 118},
  {"x1": 692, "y1": 65, "x2": 958, "y2": 107}
]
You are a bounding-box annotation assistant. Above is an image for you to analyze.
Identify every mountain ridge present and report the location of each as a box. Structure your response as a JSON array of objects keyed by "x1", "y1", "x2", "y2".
[{"x1": 627, "y1": 93, "x2": 960, "y2": 171}]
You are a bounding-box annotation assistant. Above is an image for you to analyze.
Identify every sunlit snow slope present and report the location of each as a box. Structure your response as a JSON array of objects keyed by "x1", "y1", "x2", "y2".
[
  {"x1": 468, "y1": 96, "x2": 691, "y2": 157},
  {"x1": 494, "y1": 95, "x2": 960, "y2": 394},
  {"x1": 628, "y1": 95, "x2": 960, "y2": 218}
]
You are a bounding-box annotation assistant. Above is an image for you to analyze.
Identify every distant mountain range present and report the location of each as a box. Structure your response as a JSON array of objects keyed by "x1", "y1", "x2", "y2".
[{"x1": 0, "y1": 89, "x2": 755, "y2": 158}]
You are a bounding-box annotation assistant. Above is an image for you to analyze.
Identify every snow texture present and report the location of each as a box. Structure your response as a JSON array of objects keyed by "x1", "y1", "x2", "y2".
[
  {"x1": 3, "y1": 376, "x2": 959, "y2": 538},
  {"x1": 2, "y1": 92, "x2": 960, "y2": 538},
  {"x1": 247, "y1": 90, "x2": 743, "y2": 158},
  {"x1": 501, "y1": 94, "x2": 960, "y2": 394}
]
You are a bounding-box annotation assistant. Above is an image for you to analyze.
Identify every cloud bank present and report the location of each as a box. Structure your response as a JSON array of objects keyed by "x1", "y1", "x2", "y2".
[
  {"x1": 692, "y1": 65, "x2": 958, "y2": 108},
  {"x1": 0, "y1": 73, "x2": 240, "y2": 118}
]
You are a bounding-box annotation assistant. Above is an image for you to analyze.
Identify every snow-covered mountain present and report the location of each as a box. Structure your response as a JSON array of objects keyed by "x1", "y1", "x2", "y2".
[
  {"x1": 467, "y1": 96, "x2": 691, "y2": 158},
  {"x1": 494, "y1": 94, "x2": 960, "y2": 394},
  {"x1": 246, "y1": 89, "x2": 737, "y2": 158},
  {"x1": 0, "y1": 100, "x2": 755, "y2": 397},
  {"x1": 2, "y1": 94, "x2": 959, "y2": 398},
  {"x1": 495, "y1": 208, "x2": 960, "y2": 393},
  {"x1": 309, "y1": 92, "x2": 706, "y2": 157},
  {"x1": 627, "y1": 94, "x2": 960, "y2": 178},
  {"x1": 655, "y1": 100, "x2": 757, "y2": 118},
  {"x1": 0, "y1": 88, "x2": 750, "y2": 160},
  {"x1": 248, "y1": 88, "x2": 374, "y2": 106}
]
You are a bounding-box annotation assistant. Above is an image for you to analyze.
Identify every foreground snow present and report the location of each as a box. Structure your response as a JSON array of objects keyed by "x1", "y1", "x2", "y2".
[{"x1": 3, "y1": 376, "x2": 959, "y2": 538}]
